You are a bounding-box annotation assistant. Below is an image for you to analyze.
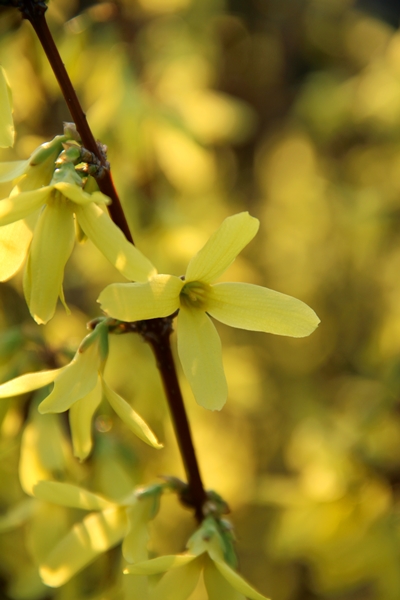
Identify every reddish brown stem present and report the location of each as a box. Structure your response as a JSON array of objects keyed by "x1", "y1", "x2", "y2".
[
  {"x1": 21, "y1": 3, "x2": 133, "y2": 244},
  {"x1": 134, "y1": 318, "x2": 207, "y2": 522}
]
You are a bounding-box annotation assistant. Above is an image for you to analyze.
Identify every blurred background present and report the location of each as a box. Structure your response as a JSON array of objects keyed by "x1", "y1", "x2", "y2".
[{"x1": 1, "y1": 0, "x2": 400, "y2": 598}]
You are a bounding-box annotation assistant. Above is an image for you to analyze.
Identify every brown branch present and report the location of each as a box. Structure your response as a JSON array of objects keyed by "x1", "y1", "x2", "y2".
[
  {"x1": 129, "y1": 318, "x2": 208, "y2": 522},
  {"x1": 19, "y1": 0, "x2": 133, "y2": 244}
]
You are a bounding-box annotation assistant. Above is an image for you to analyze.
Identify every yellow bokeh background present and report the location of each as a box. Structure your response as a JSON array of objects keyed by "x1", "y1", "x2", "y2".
[{"x1": 2, "y1": 0, "x2": 400, "y2": 599}]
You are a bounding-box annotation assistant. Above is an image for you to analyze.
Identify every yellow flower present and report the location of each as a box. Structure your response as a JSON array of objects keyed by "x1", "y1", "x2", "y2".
[
  {"x1": 0, "y1": 157, "x2": 155, "y2": 324},
  {"x1": 125, "y1": 516, "x2": 270, "y2": 600},
  {"x1": 99, "y1": 212, "x2": 320, "y2": 410},
  {"x1": 0, "y1": 324, "x2": 162, "y2": 459},
  {"x1": 30, "y1": 480, "x2": 161, "y2": 588}
]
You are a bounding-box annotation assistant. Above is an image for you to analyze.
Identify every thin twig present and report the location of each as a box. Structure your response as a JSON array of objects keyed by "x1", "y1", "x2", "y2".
[
  {"x1": 19, "y1": 0, "x2": 133, "y2": 244},
  {"x1": 128, "y1": 317, "x2": 208, "y2": 522}
]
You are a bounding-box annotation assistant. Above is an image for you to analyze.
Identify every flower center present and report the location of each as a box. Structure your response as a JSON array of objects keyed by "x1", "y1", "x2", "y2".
[
  {"x1": 47, "y1": 189, "x2": 67, "y2": 207},
  {"x1": 180, "y1": 281, "x2": 211, "y2": 310}
]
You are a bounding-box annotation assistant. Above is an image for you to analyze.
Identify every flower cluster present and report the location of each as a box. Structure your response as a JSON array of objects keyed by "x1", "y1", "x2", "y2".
[
  {"x1": 0, "y1": 321, "x2": 161, "y2": 460},
  {"x1": 0, "y1": 134, "x2": 154, "y2": 324},
  {"x1": 32, "y1": 480, "x2": 162, "y2": 588},
  {"x1": 126, "y1": 515, "x2": 270, "y2": 600}
]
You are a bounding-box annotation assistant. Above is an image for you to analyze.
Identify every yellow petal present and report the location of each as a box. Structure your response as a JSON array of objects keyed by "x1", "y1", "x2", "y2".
[
  {"x1": 39, "y1": 506, "x2": 128, "y2": 587},
  {"x1": 177, "y1": 308, "x2": 228, "y2": 410},
  {"x1": 185, "y1": 212, "x2": 259, "y2": 284},
  {"x1": 212, "y1": 560, "x2": 271, "y2": 600},
  {"x1": 102, "y1": 379, "x2": 162, "y2": 449},
  {"x1": 23, "y1": 202, "x2": 75, "y2": 324},
  {"x1": 0, "y1": 66, "x2": 14, "y2": 148},
  {"x1": 208, "y1": 283, "x2": 320, "y2": 338},
  {"x1": 204, "y1": 560, "x2": 245, "y2": 600},
  {"x1": 0, "y1": 219, "x2": 33, "y2": 281},
  {"x1": 98, "y1": 275, "x2": 182, "y2": 321},
  {"x1": 0, "y1": 499, "x2": 37, "y2": 532},
  {"x1": 26, "y1": 502, "x2": 69, "y2": 565},
  {"x1": 69, "y1": 378, "x2": 102, "y2": 460},
  {"x1": 0, "y1": 160, "x2": 29, "y2": 183},
  {"x1": 33, "y1": 481, "x2": 114, "y2": 511},
  {"x1": 53, "y1": 181, "x2": 110, "y2": 206},
  {"x1": 148, "y1": 560, "x2": 201, "y2": 600},
  {"x1": 19, "y1": 409, "x2": 69, "y2": 495},
  {"x1": 75, "y1": 202, "x2": 156, "y2": 282},
  {"x1": 125, "y1": 554, "x2": 198, "y2": 575},
  {"x1": 0, "y1": 187, "x2": 49, "y2": 226},
  {"x1": 38, "y1": 343, "x2": 100, "y2": 414},
  {"x1": 0, "y1": 368, "x2": 62, "y2": 398}
]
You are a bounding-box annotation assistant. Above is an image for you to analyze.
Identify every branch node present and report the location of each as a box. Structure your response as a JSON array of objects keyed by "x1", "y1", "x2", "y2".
[{"x1": 13, "y1": 0, "x2": 47, "y2": 20}]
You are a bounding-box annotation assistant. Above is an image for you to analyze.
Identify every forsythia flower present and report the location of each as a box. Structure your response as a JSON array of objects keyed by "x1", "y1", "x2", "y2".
[
  {"x1": 0, "y1": 323, "x2": 162, "y2": 459},
  {"x1": 125, "y1": 515, "x2": 270, "y2": 600},
  {"x1": 99, "y1": 212, "x2": 320, "y2": 410},
  {"x1": 0, "y1": 154, "x2": 155, "y2": 324},
  {"x1": 31, "y1": 480, "x2": 161, "y2": 588}
]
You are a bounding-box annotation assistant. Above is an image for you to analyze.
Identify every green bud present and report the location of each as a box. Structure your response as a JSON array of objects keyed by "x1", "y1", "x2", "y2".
[
  {"x1": 60, "y1": 145, "x2": 82, "y2": 164},
  {"x1": 29, "y1": 135, "x2": 66, "y2": 167},
  {"x1": 205, "y1": 489, "x2": 230, "y2": 516},
  {"x1": 217, "y1": 518, "x2": 237, "y2": 569},
  {"x1": 63, "y1": 122, "x2": 80, "y2": 142},
  {"x1": 78, "y1": 328, "x2": 100, "y2": 354},
  {"x1": 50, "y1": 162, "x2": 83, "y2": 187}
]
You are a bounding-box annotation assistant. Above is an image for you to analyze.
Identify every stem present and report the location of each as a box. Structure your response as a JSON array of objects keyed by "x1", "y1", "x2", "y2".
[
  {"x1": 20, "y1": 1, "x2": 133, "y2": 244},
  {"x1": 137, "y1": 318, "x2": 207, "y2": 522}
]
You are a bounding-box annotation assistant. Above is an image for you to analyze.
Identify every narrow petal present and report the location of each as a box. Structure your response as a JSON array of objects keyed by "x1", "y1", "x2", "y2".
[
  {"x1": 102, "y1": 379, "x2": 162, "y2": 449},
  {"x1": 177, "y1": 308, "x2": 228, "y2": 410},
  {"x1": 125, "y1": 554, "x2": 198, "y2": 575},
  {"x1": 38, "y1": 343, "x2": 100, "y2": 414},
  {"x1": 75, "y1": 203, "x2": 156, "y2": 282},
  {"x1": 33, "y1": 481, "x2": 114, "y2": 511},
  {"x1": 19, "y1": 407, "x2": 69, "y2": 496},
  {"x1": 148, "y1": 561, "x2": 201, "y2": 600},
  {"x1": 0, "y1": 66, "x2": 14, "y2": 147},
  {"x1": 53, "y1": 182, "x2": 110, "y2": 206},
  {"x1": 39, "y1": 506, "x2": 128, "y2": 587},
  {"x1": 23, "y1": 202, "x2": 75, "y2": 324},
  {"x1": 0, "y1": 499, "x2": 37, "y2": 532},
  {"x1": 0, "y1": 187, "x2": 49, "y2": 226},
  {"x1": 98, "y1": 275, "x2": 182, "y2": 322},
  {"x1": 208, "y1": 283, "x2": 320, "y2": 338},
  {"x1": 186, "y1": 213, "x2": 259, "y2": 284},
  {"x1": 69, "y1": 378, "x2": 102, "y2": 460},
  {"x1": 0, "y1": 160, "x2": 29, "y2": 183},
  {"x1": 0, "y1": 219, "x2": 33, "y2": 281},
  {"x1": 204, "y1": 560, "x2": 245, "y2": 600},
  {"x1": 0, "y1": 368, "x2": 62, "y2": 398},
  {"x1": 213, "y1": 560, "x2": 271, "y2": 600}
]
